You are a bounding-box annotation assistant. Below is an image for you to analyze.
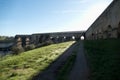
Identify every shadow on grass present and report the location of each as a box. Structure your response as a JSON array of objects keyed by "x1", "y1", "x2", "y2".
[
  {"x1": 32, "y1": 42, "x2": 78, "y2": 80},
  {"x1": 84, "y1": 39, "x2": 120, "y2": 80}
]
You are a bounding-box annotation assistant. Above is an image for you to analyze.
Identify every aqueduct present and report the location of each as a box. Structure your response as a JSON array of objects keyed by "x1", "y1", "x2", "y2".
[
  {"x1": 15, "y1": 31, "x2": 85, "y2": 47},
  {"x1": 15, "y1": 0, "x2": 120, "y2": 47}
]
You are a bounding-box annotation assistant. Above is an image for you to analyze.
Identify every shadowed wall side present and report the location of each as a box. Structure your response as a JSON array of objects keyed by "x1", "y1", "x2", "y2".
[{"x1": 85, "y1": 0, "x2": 120, "y2": 40}]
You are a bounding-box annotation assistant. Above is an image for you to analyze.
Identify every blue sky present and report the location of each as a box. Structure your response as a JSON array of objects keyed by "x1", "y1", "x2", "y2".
[{"x1": 0, "y1": 0, "x2": 113, "y2": 36}]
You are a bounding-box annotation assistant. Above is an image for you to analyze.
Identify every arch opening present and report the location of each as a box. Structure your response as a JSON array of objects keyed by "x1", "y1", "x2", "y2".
[
  {"x1": 72, "y1": 36, "x2": 75, "y2": 40},
  {"x1": 80, "y1": 36, "x2": 84, "y2": 40},
  {"x1": 57, "y1": 36, "x2": 59, "y2": 39},
  {"x1": 50, "y1": 37, "x2": 53, "y2": 40},
  {"x1": 105, "y1": 25, "x2": 112, "y2": 38},
  {"x1": 64, "y1": 36, "x2": 66, "y2": 39}
]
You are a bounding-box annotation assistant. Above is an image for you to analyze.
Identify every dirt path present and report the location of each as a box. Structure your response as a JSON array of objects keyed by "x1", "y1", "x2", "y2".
[
  {"x1": 32, "y1": 42, "x2": 78, "y2": 80},
  {"x1": 68, "y1": 41, "x2": 89, "y2": 80},
  {"x1": 32, "y1": 41, "x2": 89, "y2": 80}
]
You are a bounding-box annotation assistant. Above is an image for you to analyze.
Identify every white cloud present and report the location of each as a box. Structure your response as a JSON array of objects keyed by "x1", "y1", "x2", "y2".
[
  {"x1": 63, "y1": 1, "x2": 112, "y2": 31},
  {"x1": 67, "y1": 0, "x2": 89, "y2": 4},
  {"x1": 50, "y1": 0, "x2": 113, "y2": 32},
  {"x1": 81, "y1": 3, "x2": 109, "y2": 28},
  {"x1": 52, "y1": 10, "x2": 83, "y2": 14}
]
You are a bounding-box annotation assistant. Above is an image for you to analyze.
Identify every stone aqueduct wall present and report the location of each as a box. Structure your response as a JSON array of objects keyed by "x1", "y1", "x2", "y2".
[
  {"x1": 15, "y1": 31, "x2": 85, "y2": 47},
  {"x1": 85, "y1": 0, "x2": 120, "y2": 40}
]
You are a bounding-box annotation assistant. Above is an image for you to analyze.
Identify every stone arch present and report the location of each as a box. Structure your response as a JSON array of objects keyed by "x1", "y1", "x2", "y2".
[
  {"x1": 58, "y1": 36, "x2": 63, "y2": 42},
  {"x1": 83, "y1": 32, "x2": 86, "y2": 39},
  {"x1": 60, "y1": 36, "x2": 65, "y2": 42},
  {"x1": 80, "y1": 36, "x2": 84, "y2": 40},
  {"x1": 57, "y1": 36, "x2": 59, "y2": 39},
  {"x1": 108, "y1": 25, "x2": 112, "y2": 31},
  {"x1": 104, "y1": 25, "x2": 112, "y2": 39},
  {"x1": 51, "y1": 37, "x2": 55, "y2": 42},
  {"x1": 64, "y1": 36, "x2": 66, "y2": 39},
  {"x1": 62, "y1": 36, "x2": 66, "y2": 42},
  {"x1": 75, "y1": 35, "x2": 85, "y2": 40},
  {"x1": 50, "y1": 36, "x2": 53, "y2": 39},
  {"x1": 66, "y1": 36, "x2": 71, "y2": 41},
  {"x1": 54, "y1": 36, "x2": 59, "y2": 43},
  {"x1": 72, "y1": 36, "x2": 75, "y2": 40},
  {"x1": 117, "y1": 22, "x2": 120, "y2": 38},
  {"x1": 39, "y1": 35, "x2": 44, "y2": 43}
]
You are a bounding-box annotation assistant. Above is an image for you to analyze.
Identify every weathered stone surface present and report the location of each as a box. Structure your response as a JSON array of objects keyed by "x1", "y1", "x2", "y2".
[
  {"x1": 15, "y1": 31, "x2": 85, "y2": 47},
  {"x1": 85, "y1": 0, "x2": 120, "y2": 39}
]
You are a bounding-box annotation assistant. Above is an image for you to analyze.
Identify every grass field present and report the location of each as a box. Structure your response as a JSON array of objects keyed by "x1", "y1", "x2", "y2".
[
  {"x1": 84, "y1": 39, "x2": 120, "y2": 80},
  {"x1": 0, "y1": 41, "x2": 74, "y2": 80}
]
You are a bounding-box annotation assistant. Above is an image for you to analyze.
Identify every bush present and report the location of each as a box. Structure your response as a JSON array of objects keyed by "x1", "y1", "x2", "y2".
[
  {"x1": 36, "y1": 40, "x2": 54, "y2": 48},
  {"x1": 11, "y1": 46, "x2": 24, "y2": 55},
  {"x1": 46, "y1": 40, "x2": 54, "y2": 45},
  {"x1": 25, "y1": 44, "x2": 36, "y2": 51}
]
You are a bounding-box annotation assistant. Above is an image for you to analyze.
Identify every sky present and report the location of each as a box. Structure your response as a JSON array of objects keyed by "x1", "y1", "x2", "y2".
[{"x1": 0, "y1": 0, "x2": 113, "y2": 36}]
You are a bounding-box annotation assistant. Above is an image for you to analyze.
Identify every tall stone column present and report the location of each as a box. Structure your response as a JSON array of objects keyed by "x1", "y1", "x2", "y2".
[
  {"x1": 25, "y1": 38, "x2": 30, "y2": 47},
  {"x1": 16, "y1": 37, "x2": 22, "y2": 47}
]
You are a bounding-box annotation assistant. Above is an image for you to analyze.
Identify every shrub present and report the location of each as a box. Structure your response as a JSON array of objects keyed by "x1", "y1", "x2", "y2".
[
  {"x1": 36, "y1": 40, "x2": 54, "y2": 48},
  {"x1": 45, "y1": 40, "x2": 54, "y2": 45},
  {"x1": 11, "y1": 46, "x2": 24, "y2": 55},
  {"x1": 25, "y1": 44, "x2": 36, "y2": 51}
]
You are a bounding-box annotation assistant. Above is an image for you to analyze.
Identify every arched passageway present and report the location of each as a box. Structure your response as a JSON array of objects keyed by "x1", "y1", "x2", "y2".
[
  {"x1": 63, "y1": 36, "x2": 66, "y2": 41},
  {"x1": 72, "y1": 36, "x2": 75, "y2": 40},
  {"x1": 80, "y1": 36, "x2": 84, "y2": 40}
]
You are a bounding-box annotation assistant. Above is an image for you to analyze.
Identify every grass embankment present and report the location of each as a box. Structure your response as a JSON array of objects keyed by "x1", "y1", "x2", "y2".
[
  {"x1": 57, "y1": 42, "x2": 80, "y2": 80},
  {"x1": 84, "y1": 39, "x2": 120, "y2": 80},
  {"x1": 0, "y1": 41, "x2": 74, "y2": 80}
]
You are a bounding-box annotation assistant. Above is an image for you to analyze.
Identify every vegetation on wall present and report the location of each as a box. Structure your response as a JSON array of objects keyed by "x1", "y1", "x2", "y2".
[{"x1": 11, "y1": 46, "x2": 25, "y2": 55}]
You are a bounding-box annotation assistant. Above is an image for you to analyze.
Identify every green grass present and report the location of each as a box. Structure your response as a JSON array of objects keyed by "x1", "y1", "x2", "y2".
[
  {"x1": 84, "y1": 39, "x2": 120, "y2": 80},
  {"x1": 0, "y1": 41, "x2": 75, "y2": 80}
]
